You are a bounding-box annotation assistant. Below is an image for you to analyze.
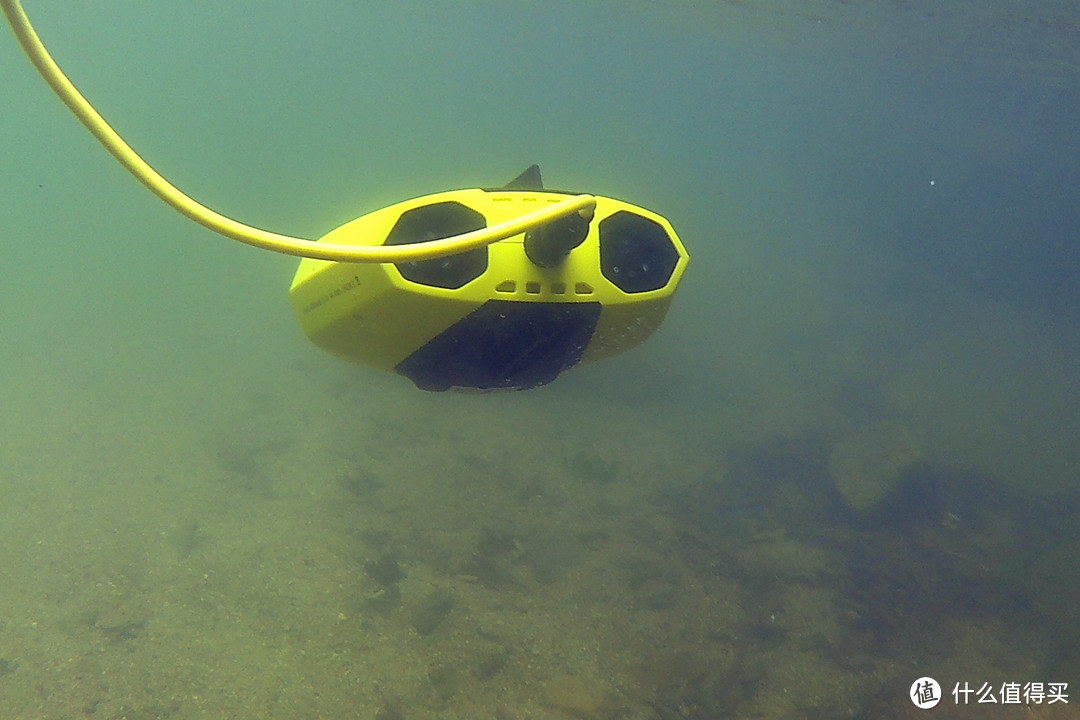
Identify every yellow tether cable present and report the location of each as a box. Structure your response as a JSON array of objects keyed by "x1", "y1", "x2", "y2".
[{"x1": 0, "y1": 0, "x2": 596, "y2": 263}]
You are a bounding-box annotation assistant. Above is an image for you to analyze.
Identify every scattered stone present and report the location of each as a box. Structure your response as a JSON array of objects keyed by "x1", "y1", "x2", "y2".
[
  {"x1": 523, "y1": 533, "x2": 581, "y2": 585},
  {"x1": 365, "y1": 552, "x2": 404, "y2": 586},
  {"x1": 95, "y1": 602, "x2": 151, "y2": 643},
  {"x1": 828, "y1": 422, "x2": 922, "y2": 512},
  {"x1": 429, "y1": 664, "x2": 460, "y2": 702},
  {"x1": 410, "y1": 589, "x2": 456, "y2": 636},
  {"x1": 374, "y1": 703, "x2": 404, "y2": 720},
  {"x1": 474, "y1": 646, "x2": 511, "y2": 679},
  {"x1": 544, "y1": 674, "x2": 616, "y2": 719}
]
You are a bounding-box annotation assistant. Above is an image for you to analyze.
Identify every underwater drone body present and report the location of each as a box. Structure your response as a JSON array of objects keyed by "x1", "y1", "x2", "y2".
[{"x1": 289, "y1": 165, "x2": 688, "y2": 391}]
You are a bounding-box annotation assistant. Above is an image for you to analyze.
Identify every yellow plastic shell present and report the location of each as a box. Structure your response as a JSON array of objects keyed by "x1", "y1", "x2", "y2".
[{"x1": 289, "y1": 188, "x2": 688, "y2": 372}]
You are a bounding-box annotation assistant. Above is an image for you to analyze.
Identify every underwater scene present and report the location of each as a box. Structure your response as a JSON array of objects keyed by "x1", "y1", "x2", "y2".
[{"x1": 1, "y1": 1, "x2": 1078, "y2": 718}]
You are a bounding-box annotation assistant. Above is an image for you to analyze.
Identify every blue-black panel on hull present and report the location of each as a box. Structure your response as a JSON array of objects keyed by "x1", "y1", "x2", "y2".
[{"x1": 396, "y1": 300, "x2": 602, "y2": 391}]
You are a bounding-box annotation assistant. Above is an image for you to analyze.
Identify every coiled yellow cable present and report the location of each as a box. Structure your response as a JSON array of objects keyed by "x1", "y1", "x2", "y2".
[{"x1": 0, "y1": 0, "x2": 595, "y2": 263}]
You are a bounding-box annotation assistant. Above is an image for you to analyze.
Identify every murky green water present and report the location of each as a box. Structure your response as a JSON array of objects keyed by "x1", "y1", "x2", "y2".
[{"x1": 1, "y1": 2, "x2": 1078, "y2": 718}]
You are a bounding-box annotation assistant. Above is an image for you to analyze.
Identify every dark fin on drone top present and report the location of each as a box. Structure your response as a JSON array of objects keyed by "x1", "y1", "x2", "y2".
[{"x1": 502, "y1": 164, "x2": 544, "y2": 191}]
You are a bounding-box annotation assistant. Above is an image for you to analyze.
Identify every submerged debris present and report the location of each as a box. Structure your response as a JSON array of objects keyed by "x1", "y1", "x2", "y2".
[{"x1": 828, "y1": 421, "x2": 922, "y2": 512}]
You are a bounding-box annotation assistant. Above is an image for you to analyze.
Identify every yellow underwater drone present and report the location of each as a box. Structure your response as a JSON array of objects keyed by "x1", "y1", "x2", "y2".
[{"x1": 2, "y1": 1, "x2": 688, "y2": 391}]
